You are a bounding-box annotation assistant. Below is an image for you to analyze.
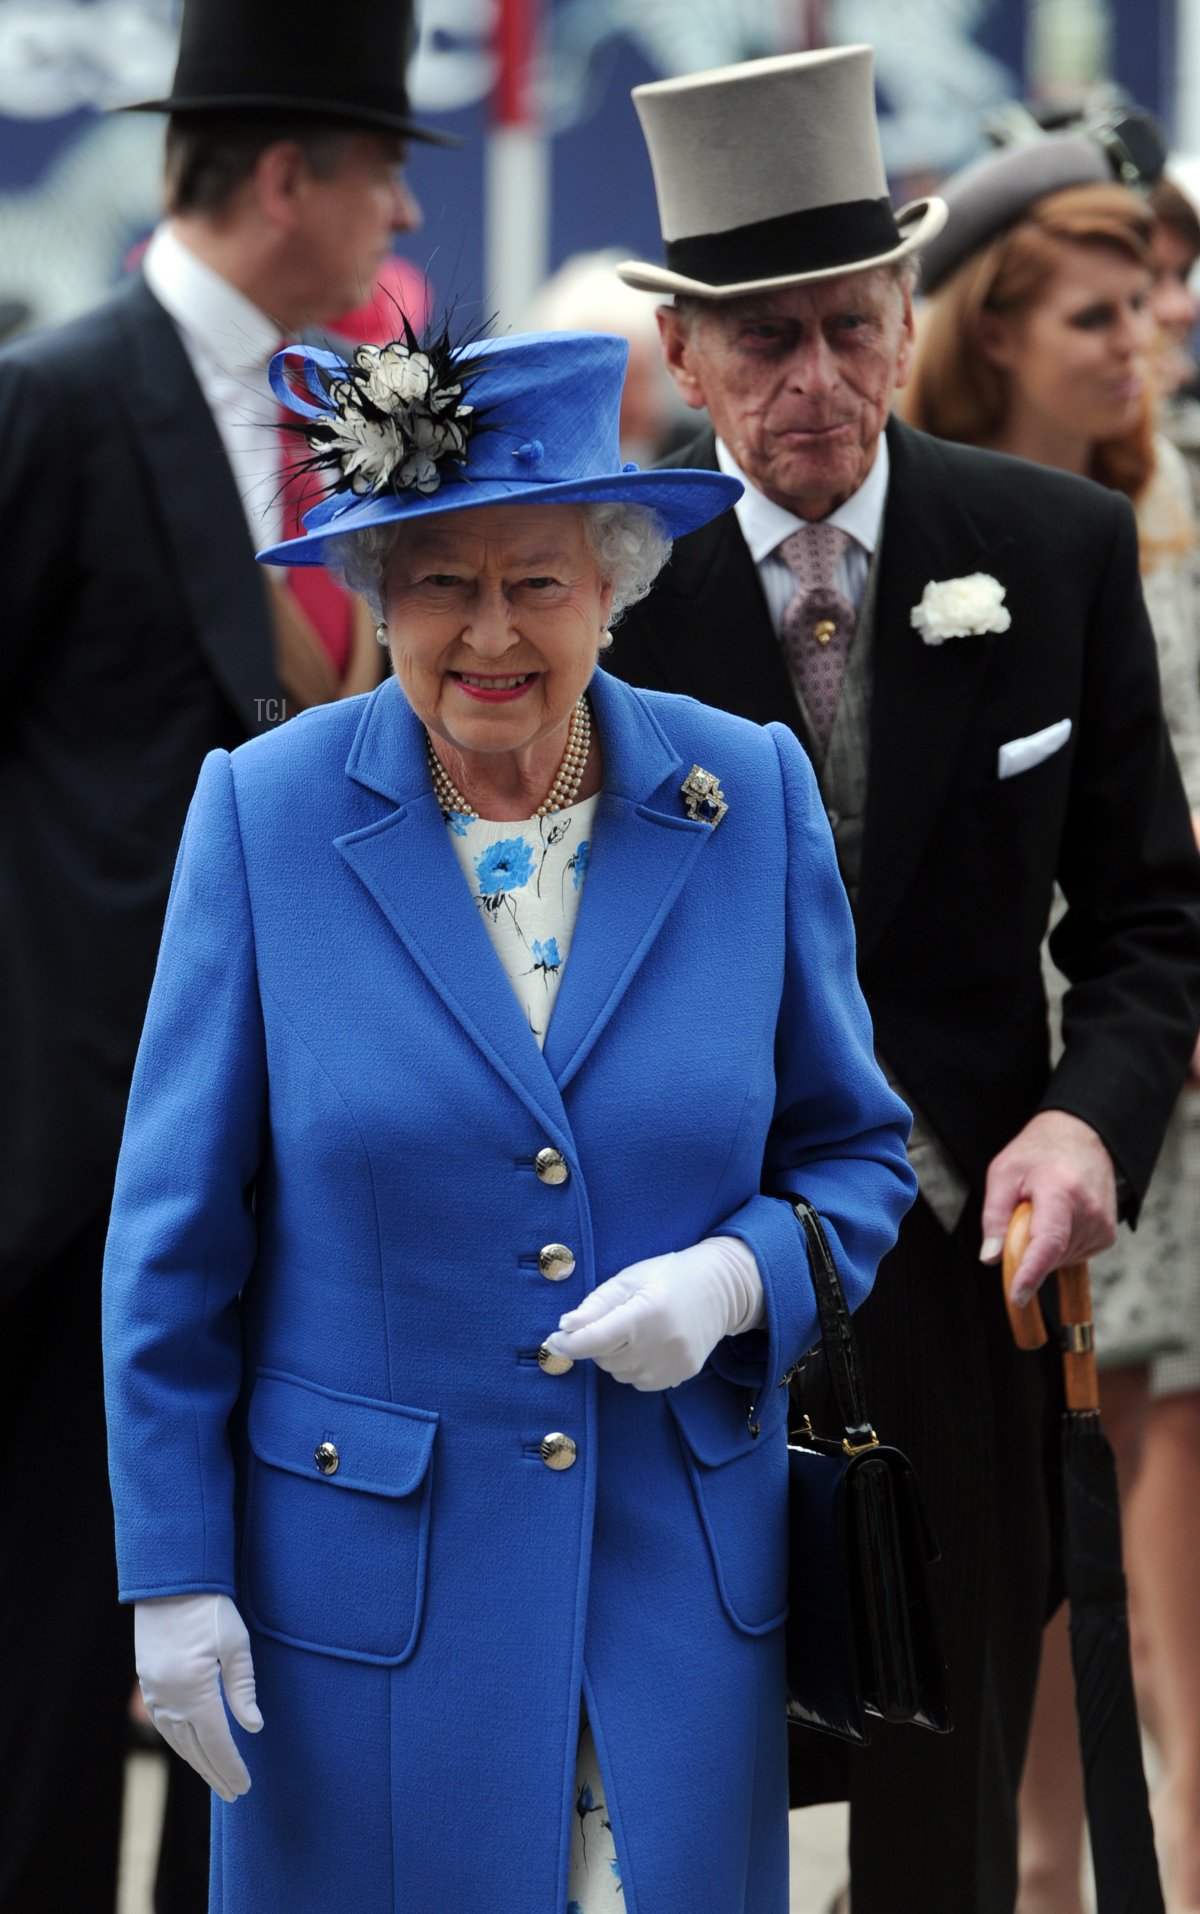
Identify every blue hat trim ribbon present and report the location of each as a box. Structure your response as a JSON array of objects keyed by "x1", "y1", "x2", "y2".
[{"x1": 269, "y1": 344, "x2": 348, "y2": 421}]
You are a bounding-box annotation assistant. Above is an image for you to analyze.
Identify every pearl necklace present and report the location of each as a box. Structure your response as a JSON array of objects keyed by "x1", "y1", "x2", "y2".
[{"x1": 426, "y1": 695, "x2": 592, "y2": 821}]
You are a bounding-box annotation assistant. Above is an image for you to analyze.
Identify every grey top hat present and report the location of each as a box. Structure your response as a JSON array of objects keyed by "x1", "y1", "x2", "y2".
[
  {"x1": 618, "y1": 46, "x2": 946, "y2": 300},
  {"x1": 917, "y1": 134, "x2": 1116, "y2": 297}
]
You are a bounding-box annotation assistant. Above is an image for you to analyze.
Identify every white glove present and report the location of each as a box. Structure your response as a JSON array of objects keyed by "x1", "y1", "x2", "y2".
[
  {"x1": 135, "y1": 1593, "x2": 263, "y2": 1802},
  {"x1": 543, "y1": 1236, "x2": 764, "y2": 1390}
]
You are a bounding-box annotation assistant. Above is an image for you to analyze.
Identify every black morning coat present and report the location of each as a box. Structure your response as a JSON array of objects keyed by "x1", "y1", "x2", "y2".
[
  {"x1": 608, "y1": 418, "x2": 1200, "y2": 1215},
  {"x1": 0, "y1": 272, "x2": 284, "y2": 1292}
]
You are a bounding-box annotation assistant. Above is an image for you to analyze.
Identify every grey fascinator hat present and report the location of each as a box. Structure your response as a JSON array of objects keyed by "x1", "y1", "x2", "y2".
[
  {"x1": 917, "y1": 105, "x2": 1167, "y2": 297},
  {"x1": 618, "y1": 46, "x2": 947, "y2": 300},
  {"x1": 917, "y1": 135, "x2": 1114, "y2": 297}
]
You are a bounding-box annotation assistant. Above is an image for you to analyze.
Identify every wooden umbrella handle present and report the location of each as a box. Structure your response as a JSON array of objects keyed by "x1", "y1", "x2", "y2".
[
  {"x1": 1001, "y1": 1203, "x2": 1099, "y2": 1406},
  {"x1": 1057, "y1": 1261, "x2": 1099, "y2": 1412},
  {"x1": 1002, "y1": 1200, "x2": 1049, "y2": 1350}
]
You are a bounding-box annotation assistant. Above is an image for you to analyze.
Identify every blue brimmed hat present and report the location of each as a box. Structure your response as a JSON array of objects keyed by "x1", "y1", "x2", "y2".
[{"x1": 256, "y1": 329, "x2": 741, "y2": 568}]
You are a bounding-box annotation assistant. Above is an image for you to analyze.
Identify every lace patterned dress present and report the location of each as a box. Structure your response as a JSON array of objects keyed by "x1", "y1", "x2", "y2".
[
  {"x1": 1044, "y1": 438, "x2": 1200, "y2": 1384},
  {"x1": 443, "y1": 794, "x2": 624, "y2": 1910}
]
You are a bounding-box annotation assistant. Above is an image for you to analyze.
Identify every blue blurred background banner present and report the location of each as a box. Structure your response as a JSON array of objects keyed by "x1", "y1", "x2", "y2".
[{"x1": 0, "y1": 0, "x2": 1176, "y2": 338}]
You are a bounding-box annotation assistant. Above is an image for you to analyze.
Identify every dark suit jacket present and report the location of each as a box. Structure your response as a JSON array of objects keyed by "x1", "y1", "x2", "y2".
[
  {"x1": 610, "y1": 419, "x2": 1200, "y2": 1207},
  {"x1": 0, "y1": 273, "x2": 284, "y2": 1289}
]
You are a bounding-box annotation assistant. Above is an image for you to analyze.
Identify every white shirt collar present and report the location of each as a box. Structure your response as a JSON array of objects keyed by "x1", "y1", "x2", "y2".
[
  {"x1": 143, "y1": 223, "x2": 280, "y2": 379},
  {"x1": 715, "y1": 432, "x2": 890, "y2": 564}
]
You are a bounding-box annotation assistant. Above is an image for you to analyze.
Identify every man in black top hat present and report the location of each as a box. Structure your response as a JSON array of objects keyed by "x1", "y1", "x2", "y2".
[
  {"x1": 607, "y1": 46, "x2": 1200, "y2": 1914},
  {"x1": 0, "y1": 5, "x2": 450, "y2": 1909}
]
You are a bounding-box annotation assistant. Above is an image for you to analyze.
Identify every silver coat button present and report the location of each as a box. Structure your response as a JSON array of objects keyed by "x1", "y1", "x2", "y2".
[
  {"x1": 538, "y1": 1343, "x2": 574, "y2": 1376},
  {"x1": 540, "y1": 1432, "x2": 577, "y2": 1470},
  {"x1": 538, "y1": 1243, "x2": 576, "y2": 1281},
  {"x1": 534, "y1": 1147, "x2": 569, "y2": 1185},
  {"x1": 314, "y1": 1442, "x2": 339, "y2": 1475}
]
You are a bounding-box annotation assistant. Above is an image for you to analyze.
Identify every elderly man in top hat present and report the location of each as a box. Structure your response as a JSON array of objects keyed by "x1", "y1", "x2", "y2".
[
  {"x1": 0, "y1": 3, "x2": 449, "y2": 1908},
  {"x1": 607, "y1": 45, "x2": 1200, "y2": 1914}
]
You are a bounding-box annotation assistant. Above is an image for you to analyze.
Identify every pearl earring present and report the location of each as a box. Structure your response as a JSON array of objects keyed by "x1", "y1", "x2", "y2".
[
  {"x1": 599, "y1": 628, "x2": 614, "y2": 651},
  {"x1": 375, "y1": 622, "x2": 389, "y2": 647}
]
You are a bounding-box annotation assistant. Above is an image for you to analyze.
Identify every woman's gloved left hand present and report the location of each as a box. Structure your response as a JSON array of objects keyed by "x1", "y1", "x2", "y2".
[
  {"x1": 135, "y1": 1593, "x2": 263, "y2": 1802},
  {"x1": 542, "y1": 1236, "x2": 764, "y2": 1390}
]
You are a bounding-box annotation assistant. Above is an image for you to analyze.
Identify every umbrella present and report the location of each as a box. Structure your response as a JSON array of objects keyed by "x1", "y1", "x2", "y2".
[{"x1": 1003, "y1": 1201, "x2": 1164, "y2": 1914}]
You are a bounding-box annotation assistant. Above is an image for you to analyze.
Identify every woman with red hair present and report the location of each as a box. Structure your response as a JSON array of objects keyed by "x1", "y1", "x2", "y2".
[{"x1": 905, "y1": 144, "x2": 1200, "y2": 1914}]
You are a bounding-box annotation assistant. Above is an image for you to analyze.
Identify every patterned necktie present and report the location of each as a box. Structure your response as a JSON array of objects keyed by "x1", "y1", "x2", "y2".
[{"x1": 778, "y1": 523, "x2": 857, "y2": 751}]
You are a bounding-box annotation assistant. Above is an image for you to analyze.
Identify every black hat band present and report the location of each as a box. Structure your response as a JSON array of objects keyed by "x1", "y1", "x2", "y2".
[{"x1": 664, "y1": 197, "x2": 903, "y2": 286}]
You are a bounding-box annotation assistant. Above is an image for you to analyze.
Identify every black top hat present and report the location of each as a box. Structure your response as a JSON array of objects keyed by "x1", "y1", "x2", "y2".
[{"x1": 119, "y1": 0, "x2": 457, "y2": 146}]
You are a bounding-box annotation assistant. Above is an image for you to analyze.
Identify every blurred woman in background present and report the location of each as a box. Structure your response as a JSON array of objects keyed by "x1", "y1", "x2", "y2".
[
  {"x1": 1123, "y1": 171, "x2": 1200, "y2": 1914},
  {"x1": 904, "y1": 143, "x2": 1200, "y2": 1914}
]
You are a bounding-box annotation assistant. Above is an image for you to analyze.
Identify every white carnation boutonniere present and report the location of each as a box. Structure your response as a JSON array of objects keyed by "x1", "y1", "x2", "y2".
[{"x1": 910, "y1": 573, "x2": 1012, "y2": 645}]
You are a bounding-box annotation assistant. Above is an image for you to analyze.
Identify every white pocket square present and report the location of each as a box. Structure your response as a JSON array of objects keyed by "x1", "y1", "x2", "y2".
[{"x1": 997, "y1": 718, "x2": 1072, "y2": 781}]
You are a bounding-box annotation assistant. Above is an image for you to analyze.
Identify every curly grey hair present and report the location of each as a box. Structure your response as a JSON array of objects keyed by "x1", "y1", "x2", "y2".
[{"x1": 324, "y1": 500, "x2": 672, "y2": 630}]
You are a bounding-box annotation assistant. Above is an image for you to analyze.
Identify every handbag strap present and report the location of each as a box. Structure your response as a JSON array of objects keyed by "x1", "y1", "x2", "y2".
[{"x1": 792, "y1": 1198, "x2": 880, "y2": 1454}]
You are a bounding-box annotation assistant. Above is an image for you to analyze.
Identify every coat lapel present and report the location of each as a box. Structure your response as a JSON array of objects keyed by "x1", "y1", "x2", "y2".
[
  {"x1": 119, "y1": 275, "x2": 281, "y2": 734},
  {"x1": 644, "y1": 430, "x2": 806, "y2": 731},
  {"x1": 540, "y1": 669, "x2": 715, "y2": 1090},
  {"x1": 856, "y1": 422, "x2": 1013, "y2": 959},
  {"x1": 335, "y1": 675, "x2": 716, "y2": 1116},
  {"x1": 336, "y1": 681, "x2": 572, "y2": 1140}
]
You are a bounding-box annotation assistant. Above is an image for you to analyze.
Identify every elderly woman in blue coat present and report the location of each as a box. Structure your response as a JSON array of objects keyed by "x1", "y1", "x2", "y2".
[{"x1": 103, "y1": 326, "x2": 915, "y2": 1914}]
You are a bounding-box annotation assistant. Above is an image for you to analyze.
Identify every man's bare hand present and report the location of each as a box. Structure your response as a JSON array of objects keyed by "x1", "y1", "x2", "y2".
[{"x1": 979, "y1": 1110, "x2": 1117, "y2": 1304}]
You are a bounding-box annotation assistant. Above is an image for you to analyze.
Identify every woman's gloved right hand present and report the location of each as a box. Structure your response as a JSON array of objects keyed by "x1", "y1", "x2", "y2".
[{"x1": 134, "y1": 1592, "x2": 263, "y2": 1801}]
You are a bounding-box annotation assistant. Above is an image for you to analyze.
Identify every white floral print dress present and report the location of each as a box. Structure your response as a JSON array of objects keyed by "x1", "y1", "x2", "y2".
[
  {"x1": 443, "y1": 797, "x2": 599, "y2": 1051},
  {"x1": 442, "y1": 795, "x2": 624, "y2": 1911}
]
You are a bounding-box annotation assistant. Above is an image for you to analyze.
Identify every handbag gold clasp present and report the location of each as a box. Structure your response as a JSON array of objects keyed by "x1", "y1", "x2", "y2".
[{"x1": 842, "y1": 1428, "x2": 880, "y2": 1456}]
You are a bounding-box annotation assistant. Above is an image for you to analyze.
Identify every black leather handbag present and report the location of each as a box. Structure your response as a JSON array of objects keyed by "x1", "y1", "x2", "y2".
[{"x1": 784, "y1": 1198, "x2": 952, "y2": 1745}]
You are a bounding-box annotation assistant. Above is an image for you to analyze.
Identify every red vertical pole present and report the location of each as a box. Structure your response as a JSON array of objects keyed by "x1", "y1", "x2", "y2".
[
  {"x1": 487, "y1": 0, "x2": 548, "y2": 324},
  {"x1": 495, "y1": 0, "x2": 535, "y2": 128}
]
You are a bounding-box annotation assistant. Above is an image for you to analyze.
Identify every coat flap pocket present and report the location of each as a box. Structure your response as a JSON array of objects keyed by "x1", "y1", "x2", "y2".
[
  {"x1": 249, "y1": 1370, "x2": 437, "y2": 1498},
  {"x1": 666, "y1": 1367, "x2": 760, "y2": 1468},
  {"x1": 671, "y1": 1373, "x2": 789, "y2": 1634}
]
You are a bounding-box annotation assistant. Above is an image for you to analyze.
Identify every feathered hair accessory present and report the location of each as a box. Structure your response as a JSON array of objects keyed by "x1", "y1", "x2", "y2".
[{"x1": 270, "y1": 313, "x2": 486, "y2": 503}]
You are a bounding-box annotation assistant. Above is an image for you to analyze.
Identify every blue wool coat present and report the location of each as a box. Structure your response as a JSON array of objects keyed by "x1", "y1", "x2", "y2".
[{"x1": 103, "y1": 667, "x2": 915, "y2": 1914}]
